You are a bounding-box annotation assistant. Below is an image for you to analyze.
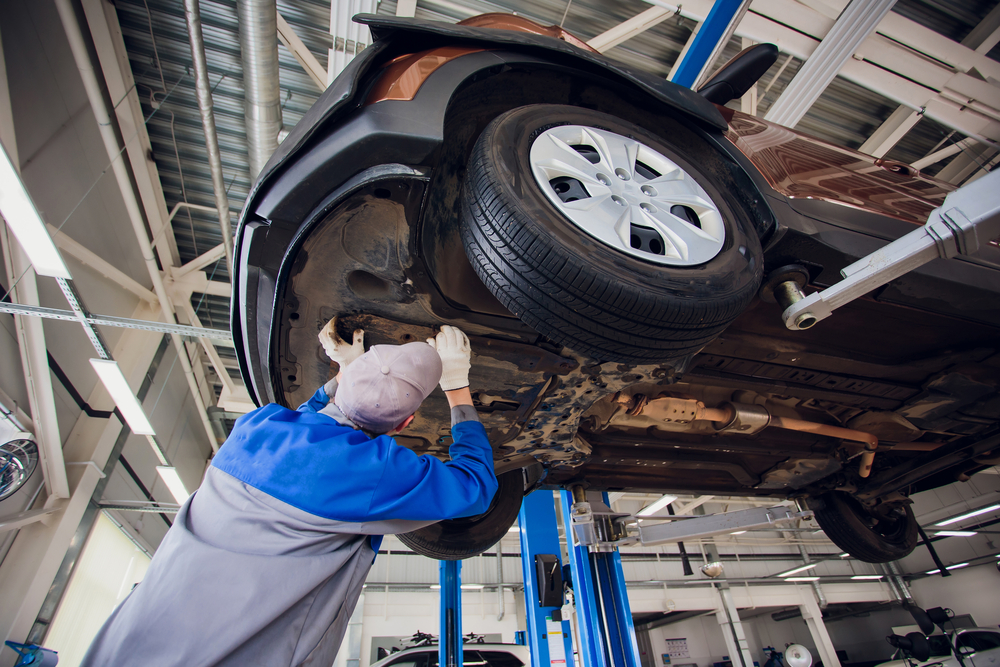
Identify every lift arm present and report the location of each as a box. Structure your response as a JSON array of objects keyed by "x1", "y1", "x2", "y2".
[{"x1": 781, "y1": 169, "x2": 1000, "y2": 331}]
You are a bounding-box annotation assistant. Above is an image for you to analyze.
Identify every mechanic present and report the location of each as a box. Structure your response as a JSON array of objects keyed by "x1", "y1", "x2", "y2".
[{"x1": 80, "y1": 319, "x2": 498, "y2": 667}]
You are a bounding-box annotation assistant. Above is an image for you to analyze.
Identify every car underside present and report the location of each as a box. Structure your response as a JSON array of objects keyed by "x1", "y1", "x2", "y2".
[{"x1": 233, "y1": 13, "x2": 1000, "y2": 562}]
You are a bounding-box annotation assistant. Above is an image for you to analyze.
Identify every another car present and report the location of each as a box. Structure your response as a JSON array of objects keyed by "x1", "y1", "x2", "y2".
[
  {"x1": 232, "y1": 13, "x2": 1000, "y2": 562},
  {"x1": 372, "y1": 643, "x2": 529, "y2": 667},
  {"x1": 877, "y1": 629, "x2": 1000, "y2": 667}
]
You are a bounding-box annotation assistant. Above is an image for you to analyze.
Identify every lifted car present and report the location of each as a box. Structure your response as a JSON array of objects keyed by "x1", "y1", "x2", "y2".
[{"x1": 232, "y1": 13, "x2": 1000, "y2": 562}]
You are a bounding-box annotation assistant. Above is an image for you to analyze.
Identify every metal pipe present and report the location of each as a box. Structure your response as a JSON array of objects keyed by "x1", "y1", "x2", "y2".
[
  {"x1": 496, "y1": 544, "x2": 504, "y2": 621},
  {"x1": 770, "y1": 416, "x2": 878, "y2": 477},
  {"x1": 182, "y1": 0, "x2": 234, "y2": 274},
  {"x1": 55, "y1": 0, "x2": 221, "y2": 452},
  {"x1": 795, "y1": 542, "x2": 827, "y2": 610},
  {"x1": 237, "y1": 0, "x2": 283, "y2": 178}
]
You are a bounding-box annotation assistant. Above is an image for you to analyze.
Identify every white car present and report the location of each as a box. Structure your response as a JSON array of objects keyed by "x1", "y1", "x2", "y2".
[
  {"x1": 371, "y1": 644, "x2": 529, "y2": 667},
  {"x1": 877, "y1": 629, "x2": 1000, "y2": 667}
]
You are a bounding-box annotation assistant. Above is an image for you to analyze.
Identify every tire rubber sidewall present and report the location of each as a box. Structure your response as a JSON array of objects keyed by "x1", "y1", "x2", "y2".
[
  {"x1": 460, "y1": 104, "x2": 763, "y2": 363},
  {"x1": 811, "y1": 491, "x2": 918, "y2": 563}
]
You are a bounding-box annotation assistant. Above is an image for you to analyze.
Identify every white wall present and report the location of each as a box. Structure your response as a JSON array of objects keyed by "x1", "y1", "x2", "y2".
[
  {"x1": 908, "y1": 563, "x2": 1000, "y2": 628},
  {"x1": 647, "y1": 615, "x2": 730, "y2": 667}
]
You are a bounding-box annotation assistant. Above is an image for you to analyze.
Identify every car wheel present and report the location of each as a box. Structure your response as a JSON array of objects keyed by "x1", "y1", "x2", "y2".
[
  {"x1": 459, "y1": 104, "x2": 763, "y2": 363},
  {"x1": 810, "y1": 492, "x2": 918, "y2": 563},
  {"x1": 397, "y1": 470, "x2": 523, "y2": 560}
]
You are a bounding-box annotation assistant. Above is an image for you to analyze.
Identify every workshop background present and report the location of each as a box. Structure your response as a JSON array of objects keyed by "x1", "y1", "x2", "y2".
[{"x1": 1, "y1": 0, "x2": 1000, "y2": 665}]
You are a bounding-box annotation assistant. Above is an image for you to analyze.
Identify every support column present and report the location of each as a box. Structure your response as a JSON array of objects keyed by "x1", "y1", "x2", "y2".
[
  {"x1": 714, "y1": 586, "x2": 755, "y2": 667},
  {"x1": 858, "y1": 106, "x2": 923, "y2": 158},
  {"x1": 440, "y1": 560, "x2": 462, "y2": 667},
  {"x1": 798, "y1": 587, "x2": 841, "y2": 667},
  {"x1": 519, "y1": 491, "x2": 574, "y2": 667},
  {"x1": 560, "y1": 490, "x2": 640, "y2": 667},
  {"x1": 670, "y1": 0, "x2": 750, "y2": 88}
]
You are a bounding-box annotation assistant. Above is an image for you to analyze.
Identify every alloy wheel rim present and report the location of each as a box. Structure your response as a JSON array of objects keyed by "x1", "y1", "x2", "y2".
[{"x1": 529, "y1": 124, "x2": 726, "y2": 266}]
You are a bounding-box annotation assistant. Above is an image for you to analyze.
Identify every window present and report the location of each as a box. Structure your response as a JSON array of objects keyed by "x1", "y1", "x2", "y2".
[
  {"x1": 481, "y1": 651, "x2": 526, "y2": 667},
  {"x1": 958, "y1": 632, "x2": 1000, "y2": 653},
  {"x1": 926, "y1": 635, "x2": 953, "y2": 658}
]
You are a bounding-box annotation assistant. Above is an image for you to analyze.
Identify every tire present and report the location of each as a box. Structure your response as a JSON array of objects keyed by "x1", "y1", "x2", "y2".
[
  {"x1": 459, "y1": 104, "x2": 763, "y2": 364},
  {"x1": 810, "y1": 492, "x2": 918, "y2": 563},
  {"x1": 398, "y1": 470, "x2": 523, "y2": 560}
]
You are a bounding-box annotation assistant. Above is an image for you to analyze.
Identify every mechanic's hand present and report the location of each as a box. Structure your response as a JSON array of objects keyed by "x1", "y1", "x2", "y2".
[
  {"x1": 318, "y1": 316, "x2": 365, "y2": 369},
  {"x1": 427, "y1": 325, "x2": 471, "y2": 391}
]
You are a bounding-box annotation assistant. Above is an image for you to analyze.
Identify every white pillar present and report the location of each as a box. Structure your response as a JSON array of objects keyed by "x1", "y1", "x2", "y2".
[
  {"x1": 715, "y1": 586, "x2": 756, "y2": 667},
  {"x1": 798, "y1": 587, "x2": 841, "y2": 667}
]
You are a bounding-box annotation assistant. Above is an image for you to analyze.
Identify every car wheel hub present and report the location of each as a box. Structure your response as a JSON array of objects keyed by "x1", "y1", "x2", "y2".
[{"x1": 529, "y1": 124, "x2": 726, "y2": 266}]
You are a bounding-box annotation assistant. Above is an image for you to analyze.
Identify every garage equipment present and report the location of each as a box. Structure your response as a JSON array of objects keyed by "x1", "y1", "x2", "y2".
[
  {"x1": 518, "y1": 492, "x2": 576, "y2": 667},
  {"x1": 558, "y1": 490, "x2": 642, "y2": 667},
  {"x1": 440, "y1": 561, "x2": 462, "y2": 667},
  {"x1": 3, "y1": 641, "x2": 58, "y2": 666},
  {"x1": 567, "y1": 489, "x2": 809, "y2": 550},
  {"x1": 779, "y1": 169, "x2": 1000, "y2": 331}
]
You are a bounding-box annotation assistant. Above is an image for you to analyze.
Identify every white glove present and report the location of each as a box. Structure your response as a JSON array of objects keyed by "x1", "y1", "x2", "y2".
[
  {"x1": 318, "y1": 316, "x2": 365, "y2": 369},
  {"x1": 427, "y1": 325, "x2": 471, "y2": 391}
]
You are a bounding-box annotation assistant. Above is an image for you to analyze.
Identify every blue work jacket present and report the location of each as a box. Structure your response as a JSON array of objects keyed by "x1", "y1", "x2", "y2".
[{"x1": 80, "y1": 382, "x2": 497, "y2": 667}]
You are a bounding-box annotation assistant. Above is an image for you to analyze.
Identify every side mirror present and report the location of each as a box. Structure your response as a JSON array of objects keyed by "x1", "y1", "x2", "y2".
[
  {"x1": 959, "y1": 646, "x2": 975, "y2": 656},
  {"x1": 908, "y1": 606, "x2": 936, "y2": 636},
  {"x1": 697, "y1": 43, "x2": 779, "y2": 105}
]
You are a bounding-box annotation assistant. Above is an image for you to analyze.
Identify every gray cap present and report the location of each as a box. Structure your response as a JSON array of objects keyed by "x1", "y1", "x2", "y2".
[{"x1": 334, "y1": 342, "x2": 442, "y2": 433}]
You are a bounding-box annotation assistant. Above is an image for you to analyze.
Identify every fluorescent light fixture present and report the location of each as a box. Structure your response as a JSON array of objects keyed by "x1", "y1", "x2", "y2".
[
  {"x1": 839, "y1": 553, "x2": 850, "y2": 558},
  {"x1": 637, "y1": 494, "x2": 678, "y2": 517},
  {"x1": 460, "y1": 584, "x2": 485, "y2": 590},
  {"x1": 507, "y1": 525, "x2": 520, "y2": 534},
  {"x1": 851, "y1": 575, "x2": 883, "y2": 580},
  {"x1": 156, "y1": 466, "x2": 190, "y2": 504},
  {"x1": 430, "y1": 585, "x2": 441, "y2": 590},
  {"x1": 786, "y1": 577, "x2": 819, "y2": 582},
  {"x1": 934, "y1": 531, "x2": 977, "y2": 537},
  {"x1": 731, "y1": 531, "x2": 747, "y2": 535},
  {"x1": 90, "y1": 359, "x2": 156, "y2": 435},
  {"x1": 936, "y1": 504, "x2": 1000, "y2": 526},
  {"x1": 777, "y1": 563, "x2": 818, "y2": 577},
  {"x1": 0, "y1": 143, "x2": 70, "y2": 278},
  {"x1": 924, "y1": 562, "x2": 970, "y2": 575}
]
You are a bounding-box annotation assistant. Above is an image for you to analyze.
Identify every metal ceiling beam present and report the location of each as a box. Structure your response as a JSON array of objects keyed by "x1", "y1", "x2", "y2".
[
  {"x1": 587, "y1": 5, "x2": 676, "y2": 53},
  {"x1": 962, "y1": 2, "x2": 1000, "y2": 54},
  {"x1": 237, "y1": 0, "x2": 283, "y2": 178},
  {"x1": 277, "y1": 13, "x2": 328, "y2": 91},
  {"x1": 328, "y1": 0, "x2": 376, "y2": 83},
  {"x1": 764, "y1": 0, "x2": 897, "y2": 127},
  {"x1": 46, "y1": 224, "x2": 158, "y2": 305},
  {"x1": 858, "y1": 105, "x2": 922, "y2": 158},
  {"x1": 395, "y1": 0, "x2": 417, "y2": 18},
  {"x1": 0, "y1": 301, "x2": 231, "y2": 341}
]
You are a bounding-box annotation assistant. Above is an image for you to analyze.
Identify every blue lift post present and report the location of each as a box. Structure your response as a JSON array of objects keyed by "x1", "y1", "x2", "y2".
[
  {"x1": 670, "y1": 0, "x2": 746, "y2": 88},
  {"x1": 440, "y1": 560, "x2": 463, "y2": 667},
  {"x1": 560, "y1": 490, "x2": 641, "y2": 667},
  {"x1": 519, "y1": 491, "x2": 575, "y2": 667}
]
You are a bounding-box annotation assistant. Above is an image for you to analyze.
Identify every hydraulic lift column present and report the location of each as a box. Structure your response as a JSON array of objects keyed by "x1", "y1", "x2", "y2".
[
  {"x1": 518, "y1": 491, "x2": 575, "y2": 667},
  {"x1": 560, "y1": 489, "x2": 641, "y2": 667},
  {"x1": 440, "y1": 560, "x2": 462, "y2": 667}
]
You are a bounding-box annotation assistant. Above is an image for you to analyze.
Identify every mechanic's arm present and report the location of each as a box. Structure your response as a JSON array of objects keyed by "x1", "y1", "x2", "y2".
[{"x1": 365, "y1": 326, "x2": 498, "y2": 522}]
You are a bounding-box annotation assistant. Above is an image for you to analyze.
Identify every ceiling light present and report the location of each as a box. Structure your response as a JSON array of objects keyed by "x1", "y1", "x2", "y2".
[
  {"x1": 839, "y1": 553, "x2": 850, "y2": 558},
  {"x1": 0, "y1": 143, "x2": 71, "y2": 278},
  {"x1": 851, "y1": 575, "x2": 883, "y2": 580},
  {"x1": 637, "y1": 494, "x2": 678, "y2": 517},
  {"x1": 460, "y1": 584, "x2": 485, "y2": 590},
  {"x1": 786, "y1": 577, "x2": 820, "y2": 581},
  {"x1": 947, "y1": 562, "x2": 969, "y2": 570},
  {"x1": 936, "y1": 504, "x2": 1000, "y2": 526},
  {"x1": 934, "y1": 531, "x2": 977, "y2": 537},
  {"x1": 156, "y1": 466, "x2": 190, "y2": 504},
  {"x1": 507, "y1": 525, "x2": 520, "y2": 534},
  {"x1": 430, "y1": 585, "x2": 441, "y2": 590},
  {"x1": 777, "y1": 563, "x2": 818, "y2": 577},
  {"x1": 924, "y1": 568, "x2": 940, "y2": 575},
  {"x1": 90, "y1": 359, "x2": 155, "y2": 435},
  {"x1": 731, "y1": 530, "x2": 747, "y2": 535}
]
